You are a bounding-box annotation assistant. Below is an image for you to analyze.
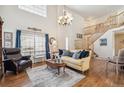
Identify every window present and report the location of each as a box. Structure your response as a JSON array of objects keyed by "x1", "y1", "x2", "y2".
[
  {"x1": 18, "y1": 5, "x2": 47, "y2": 17},
  {"x1": 21, "y1": 31, "x2": 45, "y2": 63},
  {"x1": 65, "y1": 37, "x2": 69, "y2": 50},
  {"x1": 34, "y1": 34, "x2": 45, "y2": 58}
]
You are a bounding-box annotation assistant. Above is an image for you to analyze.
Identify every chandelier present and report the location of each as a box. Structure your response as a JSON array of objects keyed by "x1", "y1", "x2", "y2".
[{"x1": 58, "y1": 10, "x2": 73, "y2": 26}]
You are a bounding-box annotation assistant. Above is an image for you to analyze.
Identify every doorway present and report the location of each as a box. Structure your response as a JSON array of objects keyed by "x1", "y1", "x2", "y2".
[{"x1": 115, "y1": 32, "x2": 124, "y2": 56}]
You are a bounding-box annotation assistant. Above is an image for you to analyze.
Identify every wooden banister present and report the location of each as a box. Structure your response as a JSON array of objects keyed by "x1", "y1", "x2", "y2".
[{"x1": 83, "y1": 11, "x2": 124, "y2": 50}]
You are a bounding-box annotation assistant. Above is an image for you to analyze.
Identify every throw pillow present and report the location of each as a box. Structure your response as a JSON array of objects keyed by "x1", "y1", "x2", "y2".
[
  {"x1": 69, "y1": 52, "x2": 74, "y2": 57},
  {"x1": 72, "y1": 51, "x2": 81, "y2": 59},
  {"x1": 85, "y1": 51, "x2": 89, "y2": 57},
  {"x1": 79, "y1": 50, "x2": 89, "y2": 58},
  {"x1": 62, "y1": 50, "x2": 70, "y2": 56},
  {"x1": 79, "y1": 50, "x2": 85, "y2": 58}
]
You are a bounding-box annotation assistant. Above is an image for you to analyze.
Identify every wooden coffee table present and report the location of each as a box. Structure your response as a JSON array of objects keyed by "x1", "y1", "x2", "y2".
[{"x1": 46, "y1": 59, "x2": 66, "y2": 75}]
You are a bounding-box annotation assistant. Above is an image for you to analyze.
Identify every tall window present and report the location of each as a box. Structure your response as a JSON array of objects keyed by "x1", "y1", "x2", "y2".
[
  {"x1": 21, "y1": 31, "x2": 45, "y2": 63},
  {"x1": 18, "y1": 5, "x2": 47, "y2": 17},
  {"x1": 34, "y1": 34, "x2": 45, "y2": 58},
  {"x1": 66, "y1": 37, "x2": 69, "y2": 50}
]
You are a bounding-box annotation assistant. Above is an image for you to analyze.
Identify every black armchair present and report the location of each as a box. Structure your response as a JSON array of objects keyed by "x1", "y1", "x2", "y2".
[{"x1": 2, "y1": 48, "x2": 32, "y2": 74}]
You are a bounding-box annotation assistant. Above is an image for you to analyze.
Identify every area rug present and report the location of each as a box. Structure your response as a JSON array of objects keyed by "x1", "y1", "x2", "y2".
[{"x1": 24, "y1": 65, "x2": 85, "y2": 87}]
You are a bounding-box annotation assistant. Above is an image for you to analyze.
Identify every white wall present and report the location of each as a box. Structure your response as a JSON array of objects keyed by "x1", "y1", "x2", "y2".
[
  {"x1": 0, "y1": 5, "x2": 58, "y2": 47},
  {"x1": 94, "y1": 31, "x2": 114, "y2": 58},
  {"x1": 57, "y1": 6, "x2": 84, "y2": 50},
  {"x1": 84, "y1": 8, "x2": 124, "y2": 58},
  {"x1": 94, "y1": 26, "x2": 124, "y2": 58},
  {"x1": 0, "y1": 5, "x2": 85, "y2": 50}
]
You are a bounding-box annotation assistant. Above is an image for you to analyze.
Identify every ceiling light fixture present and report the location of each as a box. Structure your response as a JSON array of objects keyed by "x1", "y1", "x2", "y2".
[{"x1": 58, "y1": 6, "x2": 73, "y2": 26}]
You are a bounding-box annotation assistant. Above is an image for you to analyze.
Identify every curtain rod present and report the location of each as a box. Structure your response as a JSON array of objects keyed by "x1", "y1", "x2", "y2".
[
  {"x1": 27, "y1": 27, "x2": 42, "y2": 31},
  {"x1": 18, "y1": 29, "x2": 46, "y2": 34}
]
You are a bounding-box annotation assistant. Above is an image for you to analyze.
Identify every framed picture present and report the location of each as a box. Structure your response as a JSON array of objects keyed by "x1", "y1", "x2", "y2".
[
  {"x1": 4, "y1": 32, "x2": 13, "y2": 48},
  {"x1": 100, "y1": 38, "x2": 107, "y2": 46}
]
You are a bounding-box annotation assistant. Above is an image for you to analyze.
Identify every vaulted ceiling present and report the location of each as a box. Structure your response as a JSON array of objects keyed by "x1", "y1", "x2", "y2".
[{"x1": 66, "y1": 5, "x2": 124, "y2": 19}]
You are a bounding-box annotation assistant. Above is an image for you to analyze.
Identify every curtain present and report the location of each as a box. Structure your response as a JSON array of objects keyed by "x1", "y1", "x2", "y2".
[
  {"x1": 45, "y1": 34, "x2": 50, "y2": 59},
  {"x1": 15, "y1": 29, "x2": 21, "y2": 48}
]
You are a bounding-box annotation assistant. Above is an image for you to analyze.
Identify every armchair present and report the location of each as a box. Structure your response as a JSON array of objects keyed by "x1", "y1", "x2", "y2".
[{"x1": 2, "y1": 48, "x2": 32, "y2": 74}]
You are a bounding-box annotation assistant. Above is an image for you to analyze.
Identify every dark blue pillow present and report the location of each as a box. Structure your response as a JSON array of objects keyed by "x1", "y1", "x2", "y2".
[
  {"x1": 79, "y1": 50, "x2": 85, "y2": 58},
  {"x1": 85, "y1": 51, "x2": 89, "y2": 57},
  {"x1": 79, "y1": 50, "x2": 89, "y2": 58}
]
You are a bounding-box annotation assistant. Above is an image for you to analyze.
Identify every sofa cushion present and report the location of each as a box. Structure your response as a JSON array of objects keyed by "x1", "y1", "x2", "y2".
[
  {"x1": 68, "y1": 52, "x2": 74, "y2": 57},
  {"x1": 79, "y1": 50, "x2": 89, "y2": 58},
  {"x1": 85, "y1": 51, "x2": 89, "y2": 57},
  {"x1": 61, "y1": 56, "x2": 83, "y2": 66},
  {"x1": 72, "y1": 51, "x2": 81, "y2": 59},
  {"x1": 62, "y1": 50, "x2": 70, "y2": 56}
]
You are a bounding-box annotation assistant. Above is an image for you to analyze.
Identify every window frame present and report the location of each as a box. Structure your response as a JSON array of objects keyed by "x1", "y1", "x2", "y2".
[{"x1": 18, "y1": 5, "x2": 47, "y2": 17}]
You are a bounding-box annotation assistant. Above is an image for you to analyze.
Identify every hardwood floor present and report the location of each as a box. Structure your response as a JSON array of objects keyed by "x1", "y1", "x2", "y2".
[
  {"x1": 74, "y1": 58, "x2": 124, "y2": 87},
  {"x1": 0, "y1": 58, "x2": 124, "y2": 87}
]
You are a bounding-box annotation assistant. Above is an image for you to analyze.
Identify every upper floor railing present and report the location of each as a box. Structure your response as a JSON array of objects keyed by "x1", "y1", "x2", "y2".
[
  {"x1": 82, "y1": 11, "x2": 124, "y2": 51},
  {"x1": 83, "y1": 11, "x2": 124, "y2": 36}
]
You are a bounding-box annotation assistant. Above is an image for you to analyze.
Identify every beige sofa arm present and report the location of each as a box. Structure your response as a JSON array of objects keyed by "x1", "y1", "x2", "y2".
[{"x1": 81, "y1": 57, "x2": 91, "y2": 71}]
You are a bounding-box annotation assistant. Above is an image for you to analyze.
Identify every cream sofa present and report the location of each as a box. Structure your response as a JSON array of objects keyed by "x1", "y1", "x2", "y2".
[{"x1": 61, "y1": 50, "x2": 92, "y2": 73}]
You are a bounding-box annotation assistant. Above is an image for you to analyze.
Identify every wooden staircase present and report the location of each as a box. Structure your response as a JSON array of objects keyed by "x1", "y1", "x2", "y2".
[{"x1": 83, "y1": 11, "x2": 124, "y2": 57}]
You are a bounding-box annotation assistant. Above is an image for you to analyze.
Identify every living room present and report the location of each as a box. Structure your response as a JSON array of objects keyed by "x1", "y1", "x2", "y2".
[{"x1": 0, "y1": 4, "x2": 124, "y2": 88}]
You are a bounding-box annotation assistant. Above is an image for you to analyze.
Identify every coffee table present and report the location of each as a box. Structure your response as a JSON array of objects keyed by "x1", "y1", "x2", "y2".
[{"x1": 46, "y1": 59, "x2": 66, "y2": 75}]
